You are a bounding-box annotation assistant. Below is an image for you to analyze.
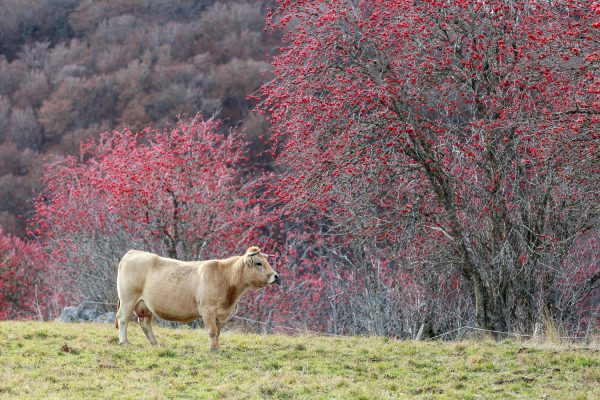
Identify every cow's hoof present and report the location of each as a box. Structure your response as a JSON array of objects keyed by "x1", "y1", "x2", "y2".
[
  {"x1": 119, "y1": 341, "x2": 128, "y2": 346},
  {"x1": 210, "y1": 347, "x2": 220, "y2": 352}
]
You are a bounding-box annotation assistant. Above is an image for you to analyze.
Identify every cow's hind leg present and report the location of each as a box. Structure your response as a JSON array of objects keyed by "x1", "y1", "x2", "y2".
[
  {"x1": 136, "y1": 301, "x2": 158, "y2": 345},
  {"x1": 114, "y1": 300, "x2": 121, "y2": 329},
  {"x1": 117, "y1": 299, "x2": 137, "y2": 345}
]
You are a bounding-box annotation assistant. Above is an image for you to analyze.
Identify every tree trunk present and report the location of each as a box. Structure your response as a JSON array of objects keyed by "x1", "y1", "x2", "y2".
[{"x1": 462, "y1": 261, "x2": 509, "y2": 336}]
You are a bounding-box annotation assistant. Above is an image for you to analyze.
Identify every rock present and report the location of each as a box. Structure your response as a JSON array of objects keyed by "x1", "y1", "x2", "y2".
[
  {"x1": 60, "y1": 303, "x2": 114, "y2": 323},
  {"x1": 60, "y1": 306, "x2": 83, "y2": 323},
  {"x1": 94, "y1": 312, "x2": 116, "y2": 324},
  {"x1": 79, "y1": 306, "x2": 99, "y2": 321}
]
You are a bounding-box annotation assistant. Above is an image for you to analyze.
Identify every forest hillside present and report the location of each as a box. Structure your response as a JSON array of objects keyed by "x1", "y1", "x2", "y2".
[{"x1": 0, "y1": 0, "x2": 278, "y2": 236}]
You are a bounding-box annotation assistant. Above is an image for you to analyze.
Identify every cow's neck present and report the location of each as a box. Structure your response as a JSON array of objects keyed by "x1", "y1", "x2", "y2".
[{"x1": 222, "y1": 258, "x2": 249, "y2": 308}]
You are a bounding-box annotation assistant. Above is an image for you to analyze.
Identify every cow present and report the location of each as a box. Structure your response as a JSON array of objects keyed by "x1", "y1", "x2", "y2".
[{"x1": 115, "y1": 246, "x2": 280, "y2": 350}]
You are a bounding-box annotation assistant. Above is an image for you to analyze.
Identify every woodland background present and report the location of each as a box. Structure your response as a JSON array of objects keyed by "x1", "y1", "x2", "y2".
[
  {"x1": 0, "y1": 0, "x2": 599, "y2": 340},
  {"x1": 0, "y1": 0, "x2": 278, "y2": 236}
]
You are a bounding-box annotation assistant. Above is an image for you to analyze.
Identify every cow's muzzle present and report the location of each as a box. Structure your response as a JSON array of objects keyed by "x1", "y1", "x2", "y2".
[{"x1": 270, "y1": 274, "x2": 281, "y2": 285}]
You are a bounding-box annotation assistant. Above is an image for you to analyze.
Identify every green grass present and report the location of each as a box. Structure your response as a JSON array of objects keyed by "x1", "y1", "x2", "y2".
[{"x1": 0, "y1": 321, "x2": 598, "y2": 399}]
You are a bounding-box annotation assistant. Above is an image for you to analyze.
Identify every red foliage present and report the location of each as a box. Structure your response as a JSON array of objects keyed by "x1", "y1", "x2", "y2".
[
  {"x1": 262, "y1": 0, "x2": 598, "y2": 230},
  {"x1": 31, "y1": 115, "x2": 325, "y2": 326},
  {"x1": 35, "y1": 116, "x2": 260, "y2": 261},
  {"x1": 0, "y1": 227, "x2": 56, "y2": 319},
  {"x1": 260, "y1": 0, "x2": 600, "y2": 334},
  {"x1": 238, "y1": 232, "x2": 330, "y2": 332},
  {"x1": 31, "y1": 116, "x2": 270, "y2": 310}
]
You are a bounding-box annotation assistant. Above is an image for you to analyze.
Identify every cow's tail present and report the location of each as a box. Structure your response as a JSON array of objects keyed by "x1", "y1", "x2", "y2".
[{"x1": 114, "y1": 300, "x2": 120, "y2": 329}]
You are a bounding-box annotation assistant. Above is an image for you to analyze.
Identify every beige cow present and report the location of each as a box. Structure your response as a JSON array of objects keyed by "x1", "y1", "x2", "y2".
[{"x1": 115, "y1": 246, "x2": 280, "y2": 350}]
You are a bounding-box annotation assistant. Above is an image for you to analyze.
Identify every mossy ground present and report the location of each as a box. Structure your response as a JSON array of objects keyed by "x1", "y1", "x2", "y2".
[{"x1": 0, "y1": 321, "x2": 598, "y2": 399}]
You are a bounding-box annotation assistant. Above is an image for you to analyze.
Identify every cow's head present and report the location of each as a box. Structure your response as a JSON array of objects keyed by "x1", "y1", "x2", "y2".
[{"x1": 243, "y1": 246, "x2": 280, "y2": 288}]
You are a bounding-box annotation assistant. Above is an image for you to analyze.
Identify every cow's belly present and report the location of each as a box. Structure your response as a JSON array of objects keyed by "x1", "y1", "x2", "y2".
[
  {"x1": 140, "y1": 267, "x2": 201, "y2": 322},
  {"x1": 152, "y1": 306, "x2": 200, "y2": 323},
  {"x1": 143, "y1": 291, "x2": 200, "y2": 323}
]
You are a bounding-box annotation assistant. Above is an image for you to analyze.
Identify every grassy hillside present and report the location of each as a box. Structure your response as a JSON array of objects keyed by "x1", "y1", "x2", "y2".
[{"x1": 0, "y1": 321, "x2": 598, "y2": 399}]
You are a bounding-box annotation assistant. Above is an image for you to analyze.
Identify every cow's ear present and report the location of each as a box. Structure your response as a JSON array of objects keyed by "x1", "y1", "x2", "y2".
[
  {"x1": 246, "y1": 246, "x2": 261, "y2": 256},
  {"x1": 244, "y1": 254, "x2": 255, "y2": 268},
  {"x1": 245, "y1": 246, "x2": 260, "y2": 267}
]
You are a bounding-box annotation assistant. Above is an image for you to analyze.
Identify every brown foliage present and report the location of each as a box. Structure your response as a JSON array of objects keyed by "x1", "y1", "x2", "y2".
[
  {"x1": 0, "y1": 144, "x2": 43, "y2": 236},
  {"x1": 7, "y1": 108, "x2": 43, "y2": 150},
  {"x1": 0, "y1": 0, "x2": 78, "y2": 59},
  {"x1": 13, "y1": 71, "x2": 51, "y2": 109},
  {"x1": 0, "y1": 0, "x2": 278, "y2": 236},
  {"x1": 196, "y1": 2, "x2": 270, "y2": 63},
  {"x1": 0, "y1": 58, "x2": 26, "y2": 96},
  {"x1": 0, "y1": 96, "x2": 10, "y2": 141}
]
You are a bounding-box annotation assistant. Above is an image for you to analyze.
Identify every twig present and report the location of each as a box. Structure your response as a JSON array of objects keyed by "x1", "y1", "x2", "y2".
[
  {"x1": 232, "y1": 316, "x2": 345, "y2": 338},
  {"x1": 425, "y1": 325, "x2": 590, "y2": 341}
]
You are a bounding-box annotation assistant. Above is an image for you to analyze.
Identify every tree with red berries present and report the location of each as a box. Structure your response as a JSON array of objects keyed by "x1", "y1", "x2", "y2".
[
  {"x1": 261, "y1": 0, "x2": 600, "y2": 335},
  {"x1": 0, "y1": 227, "x2": 57, "y2": 319},
  {"x1": 34, "y1": 116, "x2": 264, "y2": 304},
  {"x1": 33, "y1": 115, "x2": 327, "y2": 327}
]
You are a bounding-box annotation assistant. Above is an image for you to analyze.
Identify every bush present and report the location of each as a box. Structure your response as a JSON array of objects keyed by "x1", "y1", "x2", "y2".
[{"x1": 0, "y1": 227, "x2": 56, "y2": 319}]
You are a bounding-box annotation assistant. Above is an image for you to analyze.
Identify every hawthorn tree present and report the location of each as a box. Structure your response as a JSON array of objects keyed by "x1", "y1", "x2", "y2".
[
  {"x1": 0, "y1": 227, "x2": 57, "y2": 319},
  {"x1": 34, "y1": 116, "x2": 264, "y2": 305},
  {"x1": 261, "y1": 0, "x2": 600, "y2": 335},
  {"x1": 33, "y1": 115, "x2": 325, "y2": 327}
]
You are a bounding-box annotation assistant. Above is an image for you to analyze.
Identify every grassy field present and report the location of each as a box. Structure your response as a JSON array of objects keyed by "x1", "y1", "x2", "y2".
[{"x1": 0, "y1": 321, "x2": 598, "y2": 399}]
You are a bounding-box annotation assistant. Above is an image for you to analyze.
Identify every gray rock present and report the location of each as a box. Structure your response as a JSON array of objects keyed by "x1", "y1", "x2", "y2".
[
  {"x1": 94, "y1": 312, "x2": 116, "y2": 324},
  {"x1": 60, "y1": 306, "x2": 83, "y2": 323},
  {"x1": 79, "y1": 306, "x2": 99, "y2": 321}
]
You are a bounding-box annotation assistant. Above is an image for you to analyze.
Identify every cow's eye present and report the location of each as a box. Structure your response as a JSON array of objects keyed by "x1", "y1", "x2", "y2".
[{"x1": 255, "y1": 262, "x2": 263, "y2": 267}]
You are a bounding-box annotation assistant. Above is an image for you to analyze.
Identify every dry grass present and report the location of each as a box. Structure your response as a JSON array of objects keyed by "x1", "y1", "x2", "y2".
[{"x1": 0, "y1": 321, "x2": 598, "y2": 399}]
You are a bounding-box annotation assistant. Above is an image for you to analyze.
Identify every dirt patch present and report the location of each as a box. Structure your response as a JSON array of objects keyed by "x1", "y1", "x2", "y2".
[{"x1": 59, "y1": 344, "x2": 79, "y2": 354}]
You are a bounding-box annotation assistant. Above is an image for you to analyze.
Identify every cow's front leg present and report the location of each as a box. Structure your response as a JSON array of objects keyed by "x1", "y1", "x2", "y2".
[{"x1": 202, "y1": 314, "x2": 220, "y2": 351}]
